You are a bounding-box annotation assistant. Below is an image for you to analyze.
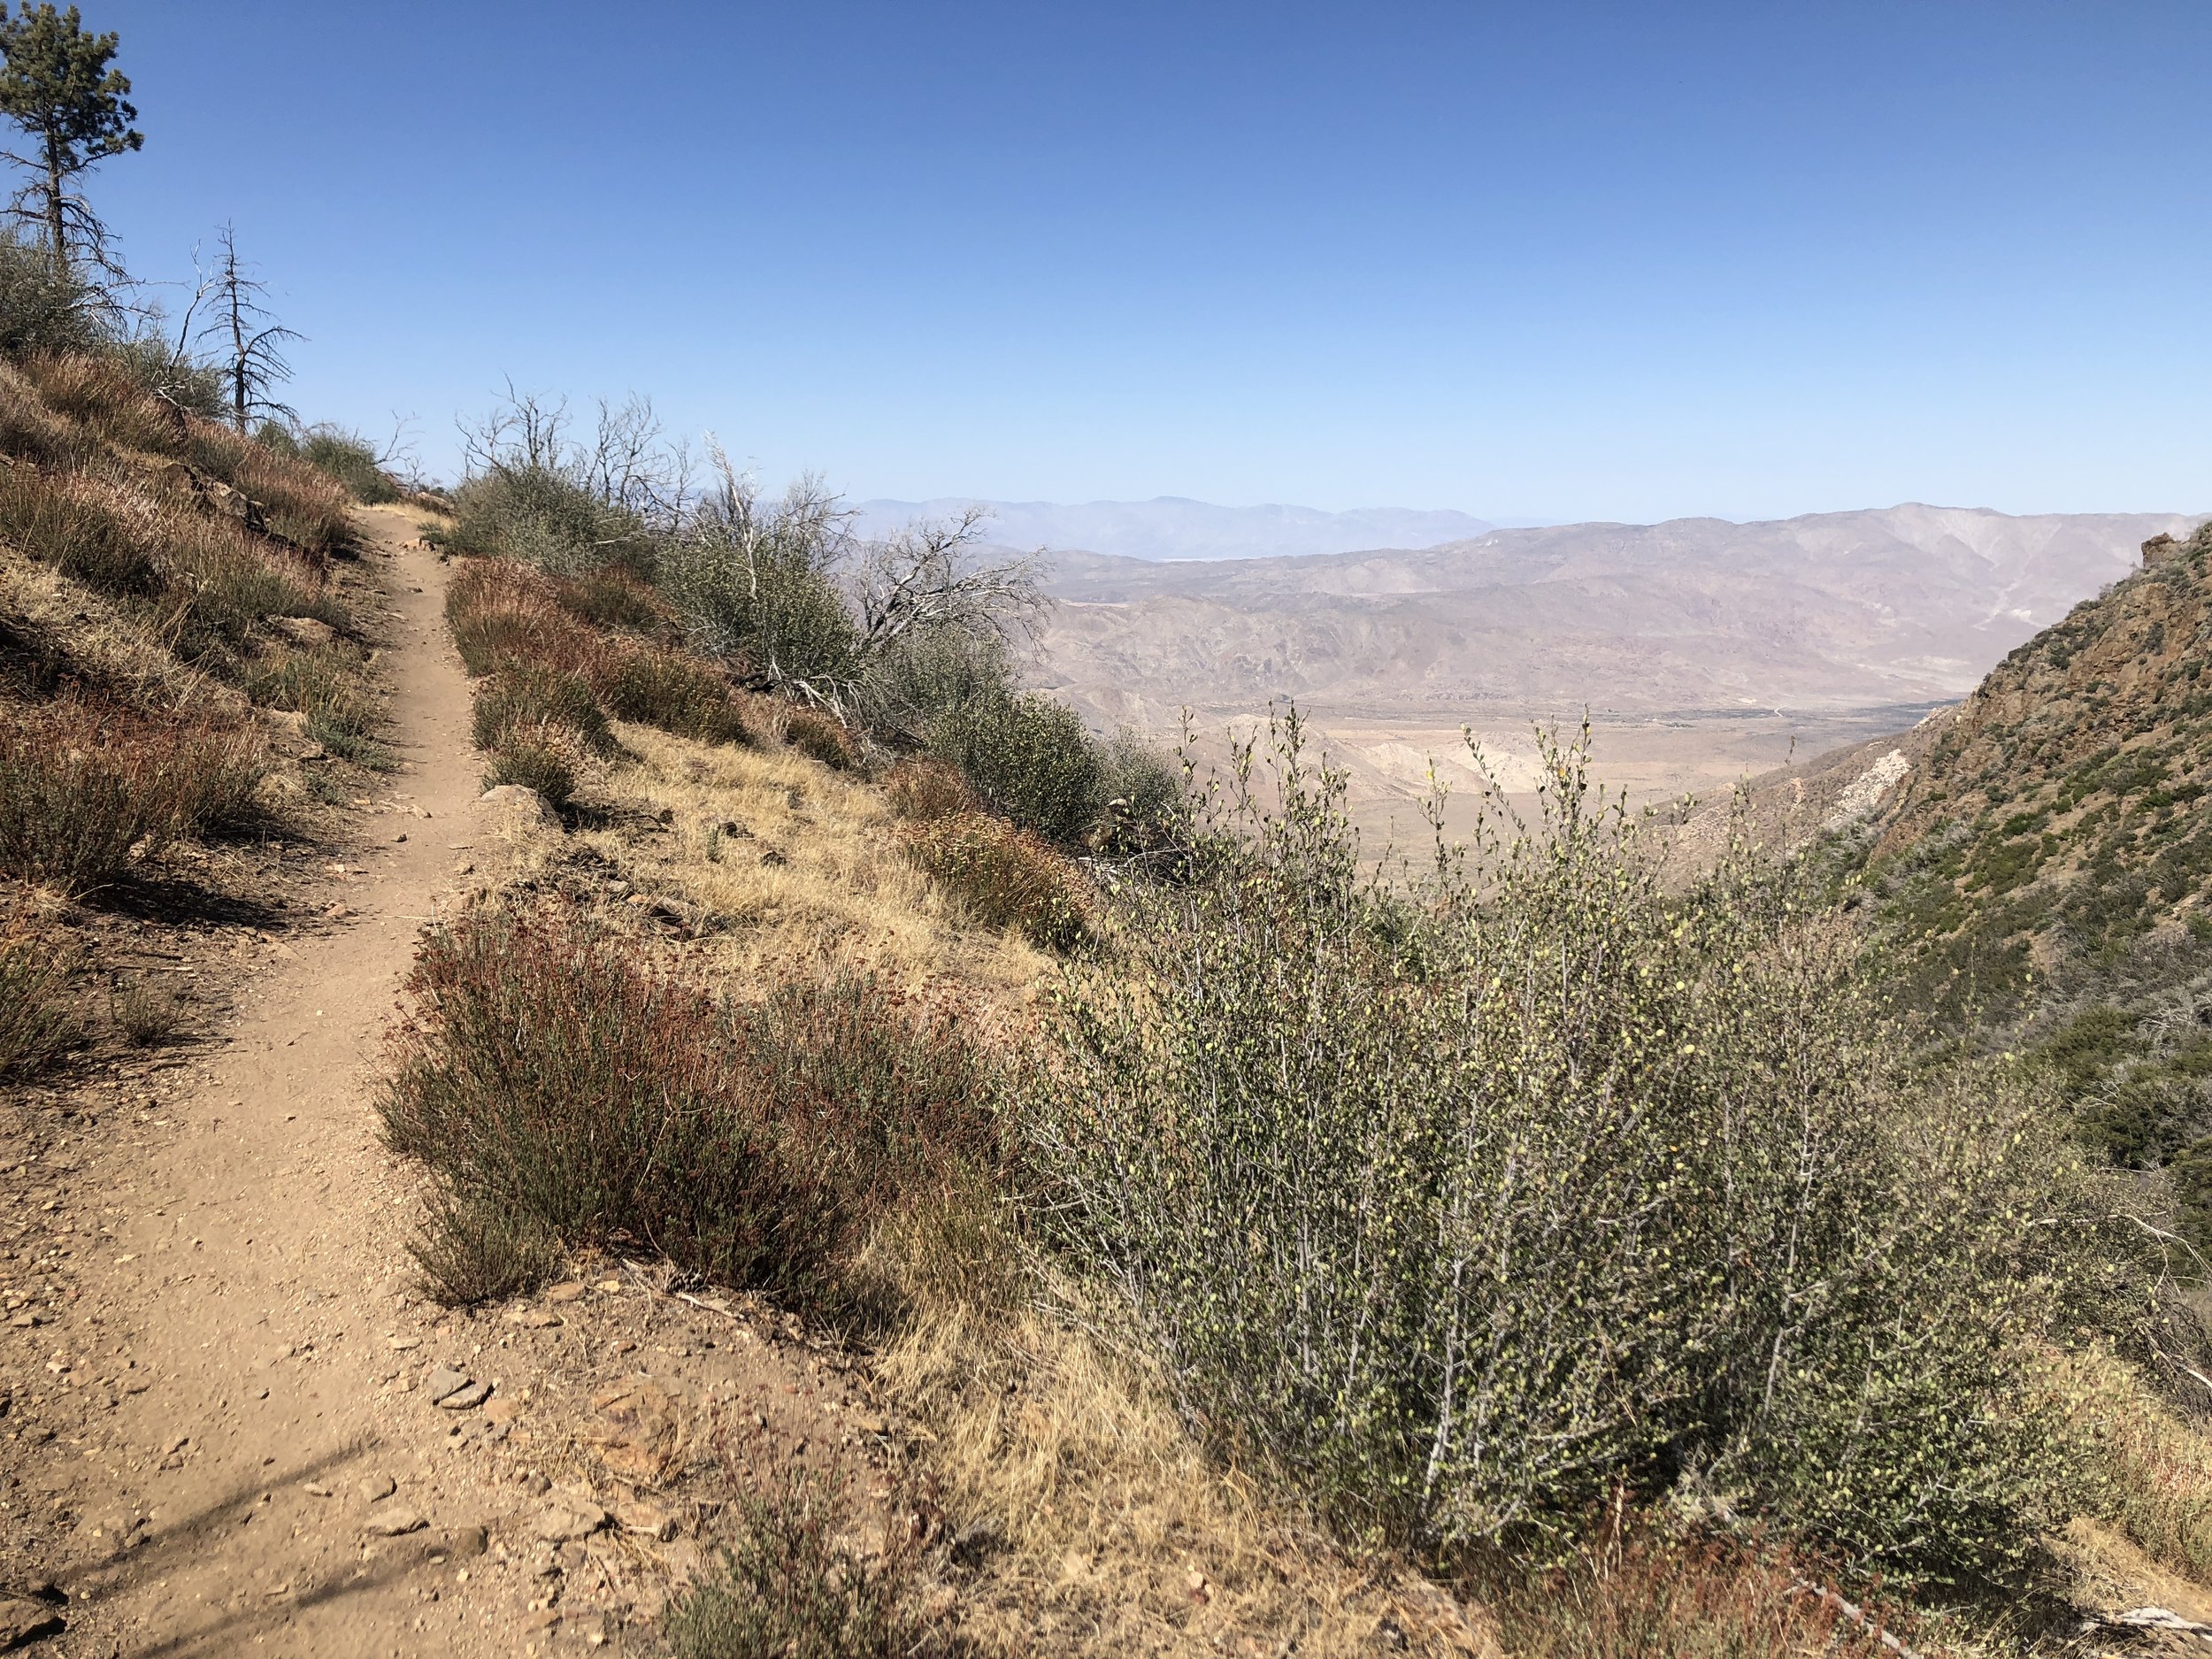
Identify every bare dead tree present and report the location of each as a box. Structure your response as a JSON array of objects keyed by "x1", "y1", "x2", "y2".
[
  {"x1": 189, "y1": 223, "x2": 299, "y2": 431},
  {"x1": 854, "y1": 505, "x2": 1045, "y2": 659},
  {"x1": 457, "y1": 380, "x2": 568, "y2": 478}
]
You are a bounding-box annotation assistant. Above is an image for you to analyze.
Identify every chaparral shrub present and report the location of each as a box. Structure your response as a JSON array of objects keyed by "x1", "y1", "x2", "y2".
[{"x1": 1026, "y1": 716, "x2": 2113, "y2": 1589}]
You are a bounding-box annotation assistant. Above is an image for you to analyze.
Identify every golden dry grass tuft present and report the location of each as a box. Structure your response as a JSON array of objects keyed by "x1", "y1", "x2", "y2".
[
  {"x1": 576, "y1": 722, "x2": 1046, "y2": 995},
  {"x1": 874, "y1": 1279, "x2": 1494, "y2": 1657}
]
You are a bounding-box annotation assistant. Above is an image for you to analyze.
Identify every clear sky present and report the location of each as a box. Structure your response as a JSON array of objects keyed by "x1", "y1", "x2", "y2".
[{"x1": 63, "y1": 1, "x2": 2212, "y2": 522}]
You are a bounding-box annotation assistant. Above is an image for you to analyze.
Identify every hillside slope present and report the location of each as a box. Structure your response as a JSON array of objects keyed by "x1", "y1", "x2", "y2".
[{"x1": 1740, "y1": 520, "x2": 2212, "y2": 1252}]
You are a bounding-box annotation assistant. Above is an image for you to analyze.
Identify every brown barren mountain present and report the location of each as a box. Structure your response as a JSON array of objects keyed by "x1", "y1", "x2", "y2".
[{"x1": 1025, "y1": 503, "x2": 2199, "y2": 835}]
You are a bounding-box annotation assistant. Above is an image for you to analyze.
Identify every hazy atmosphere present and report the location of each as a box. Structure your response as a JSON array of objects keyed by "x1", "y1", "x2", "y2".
[{"x1": 74, "y1": 0, "x2": 2212, "y2": 522}]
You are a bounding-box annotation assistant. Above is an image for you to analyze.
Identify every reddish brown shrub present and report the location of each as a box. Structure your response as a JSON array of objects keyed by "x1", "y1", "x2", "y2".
[
  {"x1": 382, "y1": 905, "x2": 1001, "y2": 1307},
  {"x1": 0, "y1": 696, "x2": 265, "y2": 894},
  {"x1": 885, "y1": 757, "x2": 980, "y2": 822},
  {"x1": 785, "y1": 705, "x2": 856, "y2": 770},
  {"x1": 1481, "y1": 1528, "x2": 1923, "y2": 1659},
  {"x1": 901, "y1": 810, "x2": 1093, "y2": 950},
  {"x1": 200, "y1": 432, "x2": 356, "y2": 557},
  {"x1": 444, "y1": 557, "x2": 607, "y2": 679},
  {"x1": 598, "y1": 644, "x2": 757, "y2": 745},
  {"x1": 20, "y1": 351, "x2": 184, "y2": 455},
  {"x1": 551, "y1": 565, "x2": 672, "y2": 633}
]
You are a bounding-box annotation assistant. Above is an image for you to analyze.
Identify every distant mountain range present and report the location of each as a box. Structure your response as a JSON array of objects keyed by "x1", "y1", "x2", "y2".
[
  {"x1": 850, "y1": 496, "x2": 1502, "y2": 563},
  {"x1": 1026, "y1": 503, "x2": 2205, "y2": 728}
]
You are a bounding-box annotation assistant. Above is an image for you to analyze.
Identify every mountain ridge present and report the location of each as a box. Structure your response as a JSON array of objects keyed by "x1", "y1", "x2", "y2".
[
  {"x1": 850, "y1": 495, "x2": 1500, "y2": 562},
  {"x1": 1025, "y1": 503, "x2": 2204, "y2": 728}
]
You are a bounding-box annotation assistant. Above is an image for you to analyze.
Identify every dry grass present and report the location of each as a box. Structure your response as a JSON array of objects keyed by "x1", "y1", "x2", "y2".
[
  {"x1": 14, "y1": 351, "x2": 355, "y2": 557},
  {"x1": 874, "y1": 1278, "x2": 1501, "y2": 1658},
  {"x1": 0, "y1": 359, "x2": 90, "y2": 467},
  {"x1": 2075, "y1": 1350, "x2": 2212, "y2": 1586},
  {"x1": 0, "y1": 911, "x2": 77, "y2": 1077},
  {"x1": 0, "y1": 695, "x2": 265, "y2": 894},
  {"x1": 899, "y1": 811, "x2": 1094, "y2": 950},
  {"x1": 1475, "y1": 1532, "x2": 1932, "y2": 1659},
  {"x1": 578, "y1": 723, "x2": 1045, "y2": 995},
  {"x1": 0, "y1": 545, "x2": 240, "y2": 713}
]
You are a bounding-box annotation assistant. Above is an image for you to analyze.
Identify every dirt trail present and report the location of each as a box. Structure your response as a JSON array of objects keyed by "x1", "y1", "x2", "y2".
[
  {"x1": 4, "y1": 508, "x2": 892, "y2": 1659},
  {"x1": 24, "y1": 507, "x2": 509, "y2": 1655}
]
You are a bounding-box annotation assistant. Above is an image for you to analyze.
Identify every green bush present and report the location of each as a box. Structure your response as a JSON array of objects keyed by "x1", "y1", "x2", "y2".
[
  {"x1": 381, "y1": 908, "x2": 1001, "y2": 1311},
  {"x1": 471, "y1": 664, "x2": 616, "y2": 758},
  {"x1": 860, "y1": 622, "x2": 1017, "y2": 745},
  {"x1": 104, "y1": 335, "x2": 227, "y2": 420},
  {"x1": 280, "y1": 426, "x2": 400, "y2": 504},
  {"x1": 928, "y1": 690, "x2": 1104, "y2": 846},
  {"x1": 410, "y1": 1189, "x2": 564, "y2": 1307},
  {"x1": 168, "y1": 533, "x2": 343, "y2": 662},
  {"x1": 659, "y1": 478, "x2": 858, "y2": 695},
  {"x1": 0, "y1": 918, "x2": 77, "y2": 1077},
  {"x1": 439, "y1": 463, "x2": 651, "y2": 576},
  {"x1": 1026, "y1": 720, "x2": 2102, "y2": 1587},
  {"x1": 481, "y1": 738, "x2": 576, "y2": 810},
  {"x1": 0, "y1": 230, "x2": 105, "y2": 357},
  {"x1": 247, "y1": 643, "x2": 387, "y2": 767}
]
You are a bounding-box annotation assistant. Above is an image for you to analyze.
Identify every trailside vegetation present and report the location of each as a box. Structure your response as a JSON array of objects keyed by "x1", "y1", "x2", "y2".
[{"x1": 1027, "y1": 718, "x2": 2176, "y2": 1593}]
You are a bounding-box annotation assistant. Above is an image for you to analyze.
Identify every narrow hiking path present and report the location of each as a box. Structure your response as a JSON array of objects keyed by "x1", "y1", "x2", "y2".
[
  {"x1": 23, "y1": 506, "x2": 513, "y2": 1656},
  {"x1": 4, "y1": 507, "x2": 902, "y2": 1659}
]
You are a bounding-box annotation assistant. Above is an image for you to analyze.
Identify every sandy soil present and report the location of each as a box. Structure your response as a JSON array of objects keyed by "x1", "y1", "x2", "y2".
[{"x1": 0, "y1": 509, "x2": 893, "y2": 1657}]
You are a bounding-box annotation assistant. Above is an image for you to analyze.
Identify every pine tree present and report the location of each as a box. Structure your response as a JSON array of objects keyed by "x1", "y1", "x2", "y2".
[{"x1": 0, "y1": 4, "x2": 139, "y2": 276}]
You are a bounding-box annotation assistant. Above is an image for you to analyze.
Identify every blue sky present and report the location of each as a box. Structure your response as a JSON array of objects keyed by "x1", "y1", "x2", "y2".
[{"x1": 65, "y1": 2, "x2": 2212, "y2": 521}]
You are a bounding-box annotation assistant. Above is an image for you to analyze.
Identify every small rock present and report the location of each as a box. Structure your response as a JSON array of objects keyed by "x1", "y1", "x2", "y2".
[
  {"x1": 534, "y1": 1500, "x2": 610, "y2": 1542},
  {"x1": 160, "y1": 1433, "x2": 188, "y2": 1455},
  {"x1": 438, "y1": 1379, "x2": 492, "y2": 1411},
  {"x1": 433, "y1": 1524, "x2": 488, "y2": 1560},
  {"x1": 423, "y1": 1365, "x2": 468, "y2": 1404},
  {"x1": 10, "y1": 1312, "x2": 40, "y2": 1328},
  {"x1": 503, "y1": 1308, "x2": 563, "y2": 1329},
  {"x1": 359, "y1": 1473, "x2": 396, "y2": 1502},
  {"x1": 476, "y1": 784, "x2": 558, "y2": 826},
  {"x1": 617, "y1": 1499, "x2": 677, "y2": 1540},
  {"x1": 303, "y1": 1482, "x2": 332, "y2": 1498},
  {"x1": 364, "y1": 1506, "x2": 427, "y2": 1537},
  {"x1": 543, "y1": 1282, "x2": 587, "y2": 1304}
]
